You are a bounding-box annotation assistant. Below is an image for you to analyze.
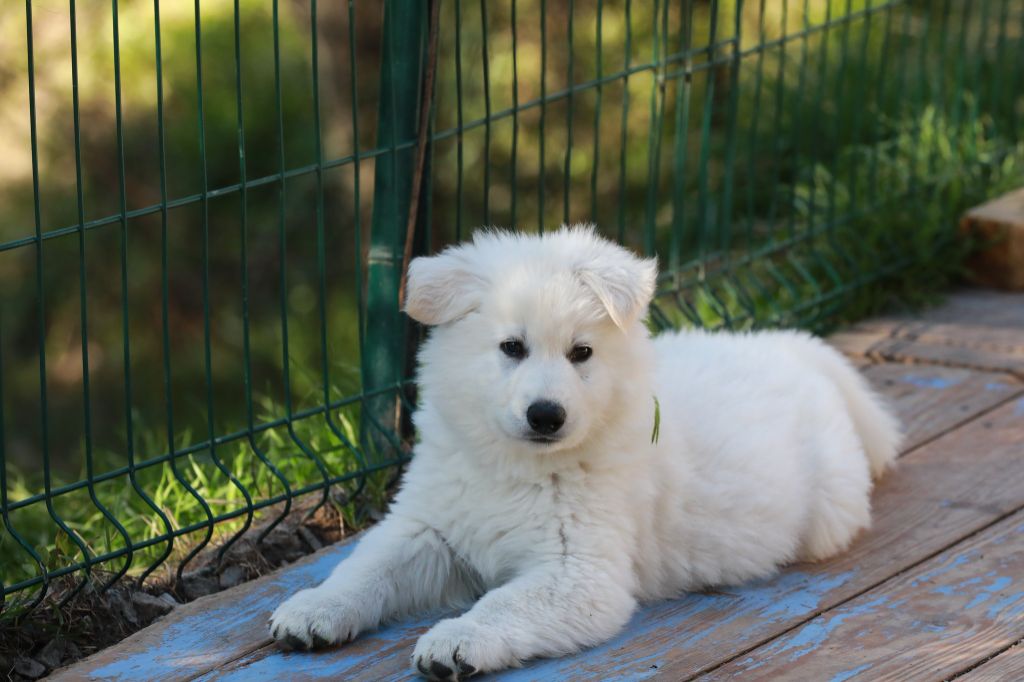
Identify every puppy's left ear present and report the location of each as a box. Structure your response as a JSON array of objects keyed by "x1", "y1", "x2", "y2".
[
  {"x1": 404, "y1": 248, "x2": 485, "y2": 326},
  {"x1": 577, "y1": 248, "x2": 658, "y2": 329}
]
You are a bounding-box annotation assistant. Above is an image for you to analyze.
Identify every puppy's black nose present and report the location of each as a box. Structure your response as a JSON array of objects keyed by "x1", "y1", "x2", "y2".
[{"x1": 527, "y1": 400, "x2": 566, "y2": 435}]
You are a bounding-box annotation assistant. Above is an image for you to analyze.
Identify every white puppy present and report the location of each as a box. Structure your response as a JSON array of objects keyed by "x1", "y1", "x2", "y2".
[{"x1": 269, "y1": 226, "x2": 900, "y2": 680}]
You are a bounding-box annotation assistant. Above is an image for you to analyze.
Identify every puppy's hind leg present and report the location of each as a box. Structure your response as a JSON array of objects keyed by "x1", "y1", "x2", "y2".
[
  {"x1": 270, "y1": 515, "x2": 477, "y2": 650},
  {"x1": 798, "y1": 431, "x2": 874, "y2": 562}
]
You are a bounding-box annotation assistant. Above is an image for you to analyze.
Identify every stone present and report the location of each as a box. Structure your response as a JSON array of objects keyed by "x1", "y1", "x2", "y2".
[
  {"x1": 13, "y1": 657, "x2": 46, "y2": 680},
  {"x1": 157, "y1": 592, "x2": 180, "y2": 609},
  {"x1": 64, "y1": 641, "x2": 82, "y2": 662},
  {"x1": 218, "y1": 565, "x2": 246, "y2": 590},
  {"x1": 180, "y1": 569, "x2": 220, "y2": 601},
  {"x1": 107, "y1": 588, "x2": 140, "y2": 628},
  {"x1": 34, "y1": 638, "x2": 68, "y2": 669},
  {"x1": 131, "y1": 591, "x2": 175, "y2": 622}
]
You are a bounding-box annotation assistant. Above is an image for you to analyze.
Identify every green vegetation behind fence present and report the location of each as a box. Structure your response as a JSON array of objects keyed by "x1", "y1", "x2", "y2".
[{"x1": 1, "y1": 0, "x2": 1022, "y2": 617}]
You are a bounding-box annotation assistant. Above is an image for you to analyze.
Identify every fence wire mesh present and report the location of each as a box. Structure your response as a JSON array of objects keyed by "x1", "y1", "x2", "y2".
[{"x1": 1, "y1": 0, "x2": 1022, "y2": 617}]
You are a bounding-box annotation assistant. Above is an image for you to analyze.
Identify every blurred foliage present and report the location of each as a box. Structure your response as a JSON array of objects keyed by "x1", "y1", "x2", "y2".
[
  {"x1": 654, "y1": 103, "x2": 1024, "y2": 331},
  {"x1": 0, "y1": 1, "x2": 368, "y2": 476}
]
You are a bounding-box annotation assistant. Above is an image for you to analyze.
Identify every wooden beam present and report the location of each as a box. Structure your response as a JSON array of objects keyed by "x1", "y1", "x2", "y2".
[{"x1": 961, "y1": 187, "x2": 1024, "y2": 291}]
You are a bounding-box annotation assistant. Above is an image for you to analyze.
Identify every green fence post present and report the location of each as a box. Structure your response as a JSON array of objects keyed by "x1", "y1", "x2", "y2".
[{"x1": 362, "y1": 0, "x2": 426, "y2": 462}]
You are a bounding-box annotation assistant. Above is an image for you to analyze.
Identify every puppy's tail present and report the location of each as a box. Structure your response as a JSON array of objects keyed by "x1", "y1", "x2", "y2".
[{"x1": 799, "y1": 335, "x2": 902, "y2": 478}]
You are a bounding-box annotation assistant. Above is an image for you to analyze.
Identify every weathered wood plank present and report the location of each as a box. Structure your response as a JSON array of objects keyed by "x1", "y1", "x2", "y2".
[
  {"x1": 907, "y1": 289, "x2": 1024, "y2": 329},
  {"x1": 829, "y1": 291, "x2": 1024, "y2": 375},
  {"x1": 870, "y1": 321, "x2": 1024, "y2": 377},
  {"x1": 704, "y1": 510, "x2": 1024, "y2": 681},
  {"x1": 860, "y1": 364, "x2": 1021, "y2": 451},
  {"x1": 50, "y1": 538, "x2": 360, "y2": 682},
  {"x1": 961, "y1": 187, "x2": 1024, "y2": 290},
  {"x1": 183, "y1": 396, "x2": 1024, "y2": 682},
  {"x1": 827, "y1": 320, "x2": 906, "y2": 359},
  {"x1": 957, "y1": 642, "x2": 1024, "y2": 681},
  {"x1": 888, "y1": 321, "x2": 1024, "y2": 355},
  {"x1": 871, "y1": 338, "x2": 1024, "y2": 378}
]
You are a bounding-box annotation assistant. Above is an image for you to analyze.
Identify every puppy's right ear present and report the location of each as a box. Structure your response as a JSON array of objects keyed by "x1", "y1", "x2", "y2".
[{"x1": 404, "y1": 250, "x2": 484, "y2": 326}]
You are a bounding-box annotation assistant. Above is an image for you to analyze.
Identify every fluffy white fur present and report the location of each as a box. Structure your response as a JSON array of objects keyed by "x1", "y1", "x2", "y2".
[{"x1": 269, "y1": 226, "x2": 901, "y2": 680}]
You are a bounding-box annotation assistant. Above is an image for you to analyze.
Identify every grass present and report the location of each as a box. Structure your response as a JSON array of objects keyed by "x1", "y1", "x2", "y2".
[{"x1": 2, "y1": 396, "x2": 398, "y2": 616}]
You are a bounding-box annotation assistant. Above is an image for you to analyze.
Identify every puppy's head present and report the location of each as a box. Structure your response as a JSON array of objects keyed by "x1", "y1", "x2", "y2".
[{"x1": 406, "y1": 226, "x2": 657, "y2": 456}]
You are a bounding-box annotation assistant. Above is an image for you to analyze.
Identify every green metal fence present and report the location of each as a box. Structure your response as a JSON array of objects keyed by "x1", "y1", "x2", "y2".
[{"x1": 1, "y1": 0, "x2": 1022, "y2": 617}]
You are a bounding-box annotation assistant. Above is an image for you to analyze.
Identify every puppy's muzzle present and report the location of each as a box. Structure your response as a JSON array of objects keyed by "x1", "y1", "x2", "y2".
[{"x1": 526, "y1": 400, "x2": 566, "y2": 437}]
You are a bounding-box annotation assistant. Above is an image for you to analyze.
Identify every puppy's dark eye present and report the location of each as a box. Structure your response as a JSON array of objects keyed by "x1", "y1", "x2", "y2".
[
  {"x1": 568, "y1": 345, "x2": 592, "y2": 363},
  {"x1": 500, "y1": 339, "x2": 527, "y2": 359}
]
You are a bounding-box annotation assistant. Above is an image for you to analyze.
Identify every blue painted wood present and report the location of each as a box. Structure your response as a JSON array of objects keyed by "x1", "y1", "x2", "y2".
[
  {"x1": 193, "y1": 569, "x2": 859, "y2": 682},
  {"x1": 52, "y1": 541, "x2": 359, "y2": 682},
  {"x1": 899, "y1": 372, "x2": 961, "y2": 390}
]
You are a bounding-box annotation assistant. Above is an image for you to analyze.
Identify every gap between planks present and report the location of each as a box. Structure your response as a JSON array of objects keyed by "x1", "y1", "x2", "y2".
[
  {"x1": 858, "y1": 364, "x2": 1024, "y2": 456},
  {"x1": 953, "y1": 639, "x2": 1024, "y2": 681}
]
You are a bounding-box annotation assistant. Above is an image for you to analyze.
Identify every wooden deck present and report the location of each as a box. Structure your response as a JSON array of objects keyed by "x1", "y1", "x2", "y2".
[{"x1": 56, "y1": 289, "x2": 1024, "y2": 681}]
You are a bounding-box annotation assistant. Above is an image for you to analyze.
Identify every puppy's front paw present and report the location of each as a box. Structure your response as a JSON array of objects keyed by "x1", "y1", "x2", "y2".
[
  {"x1": 412, "y1": 618, "x2": 509, "y2": 680},
  {"x1": 268, "y1": 588, "x2": 363, "y2": 651}
]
